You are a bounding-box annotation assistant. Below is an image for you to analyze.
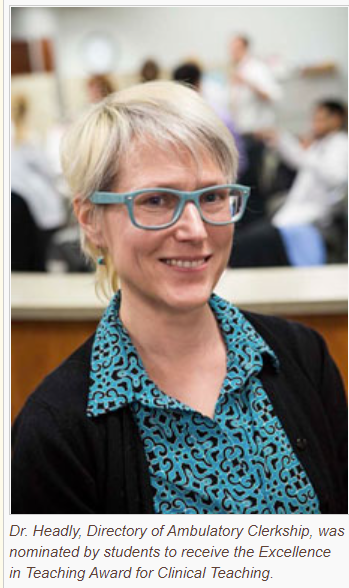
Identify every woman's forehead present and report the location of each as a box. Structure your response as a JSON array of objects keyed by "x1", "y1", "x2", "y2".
[{"x1": 116, "y1": 138, "x2": 226, "y2": 191}]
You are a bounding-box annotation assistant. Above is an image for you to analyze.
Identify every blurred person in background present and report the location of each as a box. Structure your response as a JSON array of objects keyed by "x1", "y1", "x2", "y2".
[
  {"x1": 87, "y1": 73, "x2": 116, "y2": 103},
  {"x1": 229, "y1": 35, "x2": 282, "y2": 225},
  {"x1": 269, "y1": 100, "x2": 347, "y2": 229},
  {"x1": 139, "y1": 58, "x2": 161, "y2": 83},
  {"x1": 12, "y1": 82, "x2": 347, "y2": 514},
  {"x1": 173, "y1": 61, "x2": 247, "y2": 176},
  {"x1": 11, "y1": 94, "x2": 66, "y2": 271},
  {"x1": 230, "y1": 99, "x2": 348, "y2": 268}
]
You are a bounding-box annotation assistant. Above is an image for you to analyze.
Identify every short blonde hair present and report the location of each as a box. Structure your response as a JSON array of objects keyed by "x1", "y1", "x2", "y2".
[{"x1": 61, "y1": 81, "x2": 239, "y2": 295}]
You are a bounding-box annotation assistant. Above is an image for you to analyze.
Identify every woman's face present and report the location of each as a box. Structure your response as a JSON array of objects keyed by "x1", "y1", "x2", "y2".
[{"x1": 99, "y1": 141, "x2": 234, "y2": 314}]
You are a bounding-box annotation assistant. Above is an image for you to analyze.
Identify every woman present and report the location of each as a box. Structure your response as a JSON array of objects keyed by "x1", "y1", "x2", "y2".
[{"x1": 12, "y1": 81, "x2": 347, "y2": 514}]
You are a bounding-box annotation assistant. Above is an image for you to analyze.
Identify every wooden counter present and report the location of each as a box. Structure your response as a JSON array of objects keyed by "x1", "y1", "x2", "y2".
[{"x1": 11, "y1": 266, "x2": 348, "y2": 421}]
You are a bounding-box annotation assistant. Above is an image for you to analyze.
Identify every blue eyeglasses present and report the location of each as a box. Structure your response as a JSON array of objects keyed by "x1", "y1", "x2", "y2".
[{"x1": 89, "y1": 184, "x2": 251, "y2": 230}]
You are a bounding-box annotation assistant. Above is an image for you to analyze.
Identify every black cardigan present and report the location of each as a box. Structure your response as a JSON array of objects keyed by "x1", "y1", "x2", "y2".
[{"x1": 12, "y1": 310, "x2": 348, "y2": 514}]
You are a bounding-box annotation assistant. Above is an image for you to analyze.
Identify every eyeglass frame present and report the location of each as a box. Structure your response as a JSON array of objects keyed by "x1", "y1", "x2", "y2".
[{"x1": 89, "y1": 184, "x2": 251, "y2": 230}]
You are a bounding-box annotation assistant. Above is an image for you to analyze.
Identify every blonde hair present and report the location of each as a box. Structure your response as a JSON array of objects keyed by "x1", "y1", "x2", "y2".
[{"x1": 61, "y1": 80, "x2": 239, "y2": 296}]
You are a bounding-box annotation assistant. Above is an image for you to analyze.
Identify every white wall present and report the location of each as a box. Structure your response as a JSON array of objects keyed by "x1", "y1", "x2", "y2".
[
  {"x1": 11, "y1": 6, "x2": 348, "y2": 134},
  {"x1": 12, "y1": 6, "x2": 348, "y2": 77}
]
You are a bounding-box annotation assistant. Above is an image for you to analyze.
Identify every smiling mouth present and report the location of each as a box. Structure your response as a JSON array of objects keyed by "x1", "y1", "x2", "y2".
[{"x1": 160, "y1": 256, "x2": 211, "y2": 268}]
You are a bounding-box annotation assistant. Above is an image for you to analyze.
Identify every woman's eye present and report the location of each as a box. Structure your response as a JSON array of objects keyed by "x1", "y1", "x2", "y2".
[
  {"x1": 202, "y1": 191, "x2": 225, "y2": 204},
  {"x1": 204, "y1": 192, "x2": 217, "y2": 202},
  {"x1": 136, "y1": 192, "x2": 177, "y2": 209},
  {"x1": 146, "y1": 195, "x2": 163, "y2": 206},
  {"x1": 136, "y1": 193, "x2": 166, "y2": 207}
]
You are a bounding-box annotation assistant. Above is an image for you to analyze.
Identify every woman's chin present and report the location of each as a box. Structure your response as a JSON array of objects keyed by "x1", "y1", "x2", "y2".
[{"x1": 163, "y1": 285, "x2": 213, "y2": 314}]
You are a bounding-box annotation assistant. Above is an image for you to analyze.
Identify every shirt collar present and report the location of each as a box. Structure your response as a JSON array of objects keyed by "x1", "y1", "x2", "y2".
[
  {"x1": 87, "y1": 291, "x2": 279, "y2": 418},
  {"x1": 210, "y1": 293, "x2": 279, "y2": 393}
]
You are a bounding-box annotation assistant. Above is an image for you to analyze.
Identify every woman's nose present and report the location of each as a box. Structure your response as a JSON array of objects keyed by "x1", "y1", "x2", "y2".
[{"x1": 174, "y1": 202, "x2": 208, "y2": 240}]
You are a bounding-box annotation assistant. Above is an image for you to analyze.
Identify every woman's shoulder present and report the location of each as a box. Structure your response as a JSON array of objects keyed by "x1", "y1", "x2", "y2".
[
  {"x1": 239, "y1": 308, "x2": 347, "y2": 424},
  {"x1": 240, "y1": 308, "x2": 317, "y2": 343},
  {"x1": 213, "y1": 295, "x2": 329, "y2": 381},
  {"x1": 238, "y1": 308, "x2": 330, "y2": 380}
]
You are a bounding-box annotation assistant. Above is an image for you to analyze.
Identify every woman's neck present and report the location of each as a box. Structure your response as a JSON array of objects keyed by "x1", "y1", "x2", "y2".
[{"x1": 119, "y1": 289, "x2": 220, "y2": 362}]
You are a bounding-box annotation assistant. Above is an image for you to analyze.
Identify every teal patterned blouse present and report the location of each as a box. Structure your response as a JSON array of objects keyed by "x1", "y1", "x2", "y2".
[{"x1": 88, "y1": 291, "x2": 320, "y2": 514}]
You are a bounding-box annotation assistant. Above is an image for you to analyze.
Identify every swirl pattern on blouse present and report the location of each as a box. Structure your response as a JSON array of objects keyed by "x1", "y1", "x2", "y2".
[{"x1": 88, "y1": 291, "x2": 320, "y2": 514}]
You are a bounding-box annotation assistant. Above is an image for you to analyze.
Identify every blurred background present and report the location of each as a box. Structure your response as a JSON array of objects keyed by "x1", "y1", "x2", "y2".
[
  {"x1": 11, "y1": 6, "x2": 348, "y2": 273},
  {"x1": 11, "y1": 7, "x2": 348, "y2": 129}
]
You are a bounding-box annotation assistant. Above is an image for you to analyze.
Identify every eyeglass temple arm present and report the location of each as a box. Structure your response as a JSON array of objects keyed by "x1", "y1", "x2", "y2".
[{"x1": 90, "y1": 192, "x2": 127, "y2": 204}]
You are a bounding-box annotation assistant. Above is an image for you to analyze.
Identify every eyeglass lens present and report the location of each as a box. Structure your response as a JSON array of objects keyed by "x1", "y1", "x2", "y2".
[{"x1": 133, "y1": 187, "x2": 244, "y2": 228}]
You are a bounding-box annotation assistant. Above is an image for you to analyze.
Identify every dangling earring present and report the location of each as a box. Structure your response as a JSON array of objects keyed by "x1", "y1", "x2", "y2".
[{"x1": 97, "y1": 252, "x2": 106, "y2": 266}]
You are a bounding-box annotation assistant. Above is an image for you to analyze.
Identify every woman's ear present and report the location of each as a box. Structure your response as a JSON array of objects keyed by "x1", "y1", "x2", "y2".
[{"x1": 73, "y1": 196, "x2": 104, "y2": 248}]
